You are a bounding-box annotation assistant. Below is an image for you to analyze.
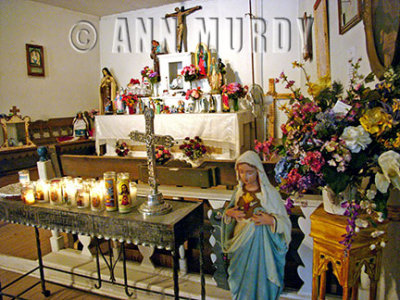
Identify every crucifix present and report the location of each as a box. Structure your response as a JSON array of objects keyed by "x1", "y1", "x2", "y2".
[
  {"x1": 9, "y1": 106, "x2": 20, "y2": 116},
  {"x1": 129, "y1": 107, "x2": 175, "y2": 215}
]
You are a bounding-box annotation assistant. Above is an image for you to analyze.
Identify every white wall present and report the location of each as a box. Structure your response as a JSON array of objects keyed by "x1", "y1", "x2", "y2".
[
  {"x1": 99, "y1": 0, "x2": 301, "y2": 94},
  {"x1": 0, "y1": 0, "x2": 100, "y2": 121}
]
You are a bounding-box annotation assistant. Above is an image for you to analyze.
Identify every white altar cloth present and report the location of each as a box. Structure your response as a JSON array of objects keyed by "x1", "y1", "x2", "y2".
[{"x1": 95, "y1": 111, "x2": 254, "y2": 159}]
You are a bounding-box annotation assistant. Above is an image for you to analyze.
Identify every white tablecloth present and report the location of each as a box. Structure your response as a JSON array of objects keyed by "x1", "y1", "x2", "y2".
[{"x1": 95, "y1": 111, "x2": 254, "y2": 159}]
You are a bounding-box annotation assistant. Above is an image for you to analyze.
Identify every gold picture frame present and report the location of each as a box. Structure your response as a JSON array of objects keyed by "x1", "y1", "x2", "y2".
[
  {"x1": 363, "y1": 0, "x2": 400, "y2": 79},
  {"x1": 26, "y1": 44, "x2": 45, "y2": 77},
  {"x1": 338, "y1": 0, "x2": 362, "y2": 35},
  {"x1": 314, "y1": 0, "x2": 331, "y2": 78}
]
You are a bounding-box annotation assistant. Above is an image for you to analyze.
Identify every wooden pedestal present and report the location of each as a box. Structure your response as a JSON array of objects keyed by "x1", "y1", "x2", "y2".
[{"x1": 310, "y1": 205, "x2": 386, "y2": 300}]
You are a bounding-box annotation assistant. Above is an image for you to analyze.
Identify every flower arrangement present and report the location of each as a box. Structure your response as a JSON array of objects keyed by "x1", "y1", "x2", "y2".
[
  {"x1": 128, "y1": 78, "x2": 140, "y2": 87},
  {"x1": 181, "y1": 64, "x2": 203, "y2": 82},
  {"x1": 121, "y1": 91, "x2": 138, "y2": 109},
  {"x1": 185, "y1": 87, "x2": 203, "y2": 101},
  {"x1": 179, "y1": 136, "x2": 207, "y2": 161},
  {"x1": 254, "y1": 137, "x2": 278, "y2": 161},
  {"x1": 115, "y1": 140, "x2": 129, "y2": 157},
  {"x1": 268, "y1": 59, "x2": 400, "y2": 249},
  {"x1": 141, "y1": 66, "x2": 159, "y2": 84},
  {"x1": 155, "y1": 145, "x2": 172, "y2": 165},
  {"x1": 221, "y1": 82, "x2": 248, "y2": 111}
]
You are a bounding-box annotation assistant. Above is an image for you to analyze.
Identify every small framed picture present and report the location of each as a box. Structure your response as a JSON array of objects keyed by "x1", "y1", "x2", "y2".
[
  {"x1": 338, "y1": 0, "x2": 362, "y2": 35},
  {"x1": 26, "y1": 44, "x2": 45, "y2": 76},
  {"x1": 195, "y1": 43, "x2": 211, "y2": 77}
]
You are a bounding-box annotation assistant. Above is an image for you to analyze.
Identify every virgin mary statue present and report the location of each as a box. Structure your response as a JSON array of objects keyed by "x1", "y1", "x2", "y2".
[{"x1": 221, "y1": 151, "x2": 292, "y2": 300}]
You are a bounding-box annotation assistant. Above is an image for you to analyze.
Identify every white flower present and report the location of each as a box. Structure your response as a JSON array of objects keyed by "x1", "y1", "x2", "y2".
[
  {"x1": 340, "y1": 125, "x2": 372, "y2": 153},
  {"x1": 355, "y1": 218, "x2": 369, "y2": 228},
  {"x1": 328, "y1": 159, "x2": 336, "y2": 166},
  {"x1": 371, "y1": 230, "x2": 385, "y2": 238},
  {"x1": 380, "y1": 241, "x2": 386, "y2": 248},
  {"x1": 366, "y1": 189, "x2": 377, "y2": 200},
  {"x1": 375, "y1": 150, "x2": 400, "y2": 193},
  {"x1": 355, "y1": 226, "x2": 360, "y2": 233},
  {"x1": 370, "y1": 244, "x2": 376, "y2": 250},
  {"x1": 376, "y1": 212, "x2": 385, "y2": 223}
]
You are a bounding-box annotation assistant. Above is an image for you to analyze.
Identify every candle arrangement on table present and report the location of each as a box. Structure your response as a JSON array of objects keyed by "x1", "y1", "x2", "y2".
[{"x1": 23, "y1": 171, "x2": 138, "y2": 214}]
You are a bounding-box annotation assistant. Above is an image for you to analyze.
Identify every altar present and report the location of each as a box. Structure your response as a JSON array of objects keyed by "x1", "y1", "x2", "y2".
[{"x1": 95, "y1": 111, "x2": 255, "y2": 159}]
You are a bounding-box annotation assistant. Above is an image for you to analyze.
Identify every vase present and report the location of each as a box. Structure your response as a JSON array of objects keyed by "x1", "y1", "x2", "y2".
[
  {"x1": 229, "y1": 98, "x2": 239, "y2": 112},
  {"x1": 321, "y1": 186, "x2": 347, "y2": 215}
]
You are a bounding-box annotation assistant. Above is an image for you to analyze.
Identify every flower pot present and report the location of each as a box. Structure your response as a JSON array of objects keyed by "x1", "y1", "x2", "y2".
[
  {"x1": 229, "y1": 98, "x2": 239, "y2": 112},
  {"x1": 322, "y1": 187, "x2": 347, "y2": 215}
]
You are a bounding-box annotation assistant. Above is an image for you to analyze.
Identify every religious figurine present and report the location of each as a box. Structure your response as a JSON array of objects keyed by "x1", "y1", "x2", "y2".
[
  {"x1": 165, "y1": 5, "x2": 202, "y2": 52},
  {"x1": 73, "y1": 111, "x2": 89, "y2": 138},
  {"x1": 218, "y1": 58, "x2": 226, "y2": 86},
  {"x1": 177, "y1": 100, "x2": 185, "y2": 113},
  {"x1": 208, "y1": 57, "x2": 222, "y2": 93},
  {"x1": 115, "y1": 87, "x2": 125, "y2": 114},
  {"x1": 99, "y1": 67, "x2": 117, "y2": 114},
  {"x1": 221, "y1": 151, "x2": 292, "y2": 300},
  {"x1": 150, "y1": 40, "x2": 162, "y2": 76}
]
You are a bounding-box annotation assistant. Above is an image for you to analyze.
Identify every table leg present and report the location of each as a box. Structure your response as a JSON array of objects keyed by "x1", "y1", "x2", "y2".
[
  {"x1": 172, "y1": 244, "x2": 179, "y2": 300},
  {"x1": 122, "y1": 242, "x2": 133, "y2": 297},
  {"x1": 94, "y1": 237, "x2": 102, "y2": 289},
  {"x1": 199, "y1": 227, "x2": 205, "y2": 300},
  {"x1": 342, "y1": 285, "x2": 350, "y2": 300},
  {"x1": 34, "y1": 226, "x2": 50, "y2": 297},
  {"x1": 319, "y1": 271, "x2": 326, "y2": 300}
]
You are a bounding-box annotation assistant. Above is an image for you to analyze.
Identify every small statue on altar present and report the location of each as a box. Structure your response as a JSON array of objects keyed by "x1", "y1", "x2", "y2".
[
  {"x1": 100, "y1": 67, "x2": 117, "y2": 114},
  {"x1": 208, "y1": 57, "x2": 222, "y2": 94},
  {"x1": 114, "y1": 87, "x2": 125, "y2": 114},
  {"x1": 177, "y1": 100, "x2": 185, "y2": 113},
  {"x1": 221, "y1": 151, "x2": 292, "y2": 300},
  {"x1": 165, "y1": 5, "x2": 202, "y2": 52},
  {"x1": 73, "y1": 111, "x2": 89, "y2": 138},
  {"x1": 150, "y1": 40, "x2": 162, "y2": 76},
  {"x1": 218, "y1": 58, "x2": 226, "y2": 86}
]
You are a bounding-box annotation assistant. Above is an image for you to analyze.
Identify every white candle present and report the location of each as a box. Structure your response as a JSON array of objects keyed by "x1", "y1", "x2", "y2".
[
  {"x1": 50, "y1": 181, "x2": 62, "y2": 205},
  {"x1": 65, "y1": 185, "x2": 77, "y2": 206},
  {"x1": 90, "y1": 183, "x2": 104, "y2": 211},
  {"x1": 25, "y1": 189, "x2": 35, "y2": 205},
  {"x1": 129, "y1": 181, "x2": 138, "y2": 207}
]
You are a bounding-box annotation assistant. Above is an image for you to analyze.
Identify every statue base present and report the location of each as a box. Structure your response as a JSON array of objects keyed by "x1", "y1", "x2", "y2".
[{"x1": 138, "y1": 192, "x2": 172, "y2": 215}]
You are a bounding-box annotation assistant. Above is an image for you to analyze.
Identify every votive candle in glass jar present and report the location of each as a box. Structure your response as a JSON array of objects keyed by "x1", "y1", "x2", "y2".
[
  {"x1": 18, "y1": 170, "x2": 30, "y2": 185},
  {"x1": 65, "y1": 183, "x2": 77, "y2": 207},
  {"x1": 21, "y1": 183, "x2": 35, "y2": 205},
  {"x1": 90, "y1": 181, "x2": 104, "y2": 212},
  {"x1": 117, "y1": 172, "x2": 131, "y2": 213},
  {"x1": 129, "y1": 181, "x2": 138, "y2": 208},
  {"x1": 76, "y1": 184, "x2": 90, "y2": 209},
  {"x1": 49, "y1": 180, "x2": 62, "y2": 205},
  {"x1": 103, "y1": 171, "x2": 118, "y2": 212},
  {"x1": 35, "y1": 179, "x2": 49, "y2": 202}
]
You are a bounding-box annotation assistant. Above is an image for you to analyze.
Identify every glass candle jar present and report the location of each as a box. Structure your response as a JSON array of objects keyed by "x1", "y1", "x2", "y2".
[
  {"x1": 129, "y1": 181, "x2": 138, "y2": 208},
  {"x1": 21, "y1": 183, "x2": 35, "y2": 205},
  {"x1": 90, "y1": 180, "x2": 104, "y2": 212},
  {"x1": 64, "y1": 182, "x2": 77, "y2": 207},
  {"x1": 76, "y1": 184, "x2": 90, "y2": 209},
  {"x1": 49, "y1": 180, "x2": 62, "y2": 205},
  {"x1": 117, "y1": 172, "x2": 131, "y2": 213},
  {"x1": 35, "y1": 179, "x2": 49, "y2": 202},
  {"x1": 104, "y1": 171, "x2": 118, "y2": 212},
  {"x1": 61, "y1": 176, "x2": 73, "y2": 204},
  {"x1": 18, "y1": 170, "x2": 30, "y2": 185}
]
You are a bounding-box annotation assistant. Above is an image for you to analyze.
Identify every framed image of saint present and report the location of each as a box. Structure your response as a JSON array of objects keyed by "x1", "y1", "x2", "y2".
[
  {"x1": 26, "y1": 44, "x2": 45, "y2": 77},
  {"x1": 195, "y1": 43, "x2": 211, "y2": 77},
  {"x1": 338, "y1": 0, "x2": 362, "y2": 35}
]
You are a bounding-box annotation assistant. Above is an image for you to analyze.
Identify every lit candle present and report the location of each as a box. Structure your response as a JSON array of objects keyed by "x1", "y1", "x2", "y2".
[
  {"x1": 43, "y1": 181, "x2": 50, "y2": 202},
  {"x1": 129, "y1": 181, "x2": 138, "y2": 207},
  {"x1": 76, "y1": 184, "x2": 90, "y2": 209},
  {"x1": 90, "y1": 182, "x2": 104, "y2": 212},
  {"x1": 35, "y1": 179, "x2": 46, "y2": 202},
  {"x1": 65, "y1": 184, "x2": 77, "y2": 207},
  {"x1": 50, "y1": 180, "x2": 62, "y2": 205},
  {"x1": 61, "y1": 176, "x2": 73, "y2": 204},
  {"x1": 21, "y1": 183, "x2": 35, "y2": 205}
]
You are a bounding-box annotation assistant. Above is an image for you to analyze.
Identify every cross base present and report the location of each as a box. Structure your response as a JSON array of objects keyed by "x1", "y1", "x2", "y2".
[{"x1": 138, "y1": 193, "x2": 172, "y2": 215}]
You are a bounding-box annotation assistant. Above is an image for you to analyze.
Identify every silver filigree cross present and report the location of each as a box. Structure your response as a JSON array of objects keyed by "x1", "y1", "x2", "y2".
[{"x1": 129, "y1": 108, "x2": 174, "y2": 215}]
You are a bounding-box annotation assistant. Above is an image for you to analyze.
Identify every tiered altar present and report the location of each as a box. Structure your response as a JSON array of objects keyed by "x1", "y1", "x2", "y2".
[{"x1": 95, "y1": 111, "x2": 255, "y2": 159}]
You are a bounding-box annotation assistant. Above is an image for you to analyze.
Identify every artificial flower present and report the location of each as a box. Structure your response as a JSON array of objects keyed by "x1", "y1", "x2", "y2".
[
  {"x1": 340, "y1": 125, "x2": 372, "y2": 153},
  {"x1": 375, "y1": 150, "x2": 400, "y2": 193},
  {"x1": 360, "y1": 107, "x2": 393, "y2": 136}
]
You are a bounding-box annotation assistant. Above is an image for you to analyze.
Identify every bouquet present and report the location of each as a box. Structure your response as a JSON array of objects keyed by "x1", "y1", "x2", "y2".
[
  {"x1": 179, "y1": 136, "x2": 207, "y2": 161},
  {"x1": 221, "y1": 82, "x2": 248, "y2": 111},
  {"x1": 155, "y1": 145, "x2": 172, "y2": 165},
  {"x1": 266, "y1": 59, "x2": 400, "y2": 249},
  {"x1": 141, "y1": 66, "x2": 159, "y2": 84},
  {"x1": 127, "y1": 78, "x2": 140, "y2": 87},
  {"x1": 181, "y1": 64, "x2": 202, "y2": 82},
  {"x1": 115, "y1": 140, "x2": 129, "y2": 157},
  {"x1": 121, "y1": 91, "x2": 138, "y2": 108},
  {"x1": 185, "y1": 87, "x2": 203, "y2": 101}
]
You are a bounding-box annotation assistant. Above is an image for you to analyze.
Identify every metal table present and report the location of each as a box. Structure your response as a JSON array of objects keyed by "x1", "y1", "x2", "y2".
[{"x1": 0, "y1": 197, "x2": 205, "y2": 300}]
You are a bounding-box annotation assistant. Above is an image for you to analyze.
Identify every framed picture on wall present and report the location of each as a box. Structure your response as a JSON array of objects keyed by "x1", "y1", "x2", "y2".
[
  {"x1": 194, "y1": 43, "x2": 211, "y2": 77},
  {"x1": 26, "y1": 44, "x2": 45, "y2": 77},
  {"x1": 314, "y1": 0, "x2": 331, "y2": 78},
  {"x1": 338, "y1": 0, "x2": 362, "y2": 34}
]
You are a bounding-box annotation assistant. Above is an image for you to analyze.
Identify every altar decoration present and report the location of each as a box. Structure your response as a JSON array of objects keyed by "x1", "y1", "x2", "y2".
[
  {"x1": 181, "y1": 64, "x2": 203, "y2": 82},
  {"x1": 141, "y1": 66, "x2": 159, "y2": 84},
  {"x1": 117, "y1": 172, "x2": 132, "y2": 213},
  {"x1": 269, "y1": 60, "x2": 400, "y2": 249},
  {"x1": 179, "y1": 136, "x2": 207, "y2": 167},
  {"x1": 221, "y1": 82, "x2": 248, "y2": 112},
  {"x1": 185, "y1": 87, "x2": 203, "y2": 113},
  {"x1": 115, "y1": 140, "x2": 129, "y2": 157},
  {"x1": 21, "y1": 183, "x2": 35, "y2": 205},
  {"x1": 155, "y1": 145, "x2": 172, "y2": 165},
  {"x1": 121, "y1": 91, "x2": 138, "y2": 114}
]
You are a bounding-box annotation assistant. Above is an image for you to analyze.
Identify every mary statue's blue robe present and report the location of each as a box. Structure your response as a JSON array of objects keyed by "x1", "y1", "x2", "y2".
[{"x1": 221, "y1": 151, "x2": 292, "y2": 300}]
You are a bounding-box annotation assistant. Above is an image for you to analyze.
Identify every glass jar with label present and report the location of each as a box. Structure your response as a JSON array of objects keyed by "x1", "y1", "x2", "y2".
[
  {"x1": 18, "y1": 170, "x2": 30, "y2": 185},
  {"x1": 104, "y1": 171, "x2": 118, "y2": 211},
  {"x1": 61, "y1": 176, "x2": 73, "y2": 204},
  {"x1": 76, "y1": 183, "x2": 90, "y2": 209},
  {"x1": 49, "y1": 180, "x2": 62, "y2": 205},
  {"x1": 21, "y1": 183, "x2": 35, "y2": 205},
  {"x1": 117, "y1": 172, "x2": 131, "y2": 213},
  {"x1": 129, "y1": 181, "x2": 138, "y2": 208},
  {"x1": 90, "y1": 180, "x2": 104, "y2": 212},
  {"x1": 35, "y1": 179, "x2": 49, "y2": 202}
]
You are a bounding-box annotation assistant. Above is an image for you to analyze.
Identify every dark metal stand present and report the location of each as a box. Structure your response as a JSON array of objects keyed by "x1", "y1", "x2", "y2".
[{"x1": 0, "y1": 226, "x2": 50, "y2": 299}]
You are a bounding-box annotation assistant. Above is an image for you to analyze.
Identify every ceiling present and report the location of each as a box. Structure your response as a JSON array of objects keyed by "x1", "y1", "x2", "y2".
[{"x1": 30, "y1": 0, "x2": 183, "y2": 17}]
